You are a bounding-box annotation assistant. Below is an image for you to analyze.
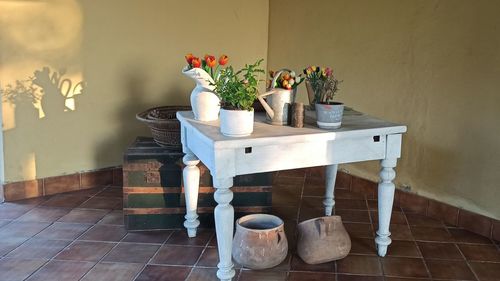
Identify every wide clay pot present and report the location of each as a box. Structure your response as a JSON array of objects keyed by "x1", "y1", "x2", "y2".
[
  {"x1": 232, "y1": 214, "x2": 288, "y2": 270},
  {"x1": 219, "y1": 108, "x2": 254, "y2": 137},
  {"x1": 182, "y1": 67, "x2": 220, "y2": 121},
  {"x1": 297, "y1": 216, "x2": 351, "y2": 264}
]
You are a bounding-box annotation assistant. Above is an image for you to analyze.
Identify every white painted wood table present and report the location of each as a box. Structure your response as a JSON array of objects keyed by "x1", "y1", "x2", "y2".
[{"x1": 177, "y1": 109, "x2": 406, "y2": 281}]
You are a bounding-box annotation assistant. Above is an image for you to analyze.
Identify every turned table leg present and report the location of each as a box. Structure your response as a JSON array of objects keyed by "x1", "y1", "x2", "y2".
[
  {"x1": 183, "y1": 153, "x2": 200, "y2": 238},
  {"x1": 375, "y1": 158, "x2": 397, "y2": 256},
  {"x1": 324, "y1": 164, "x2": 338, "y2": 216},
  {"x1": 213, "y1": 177, "x2": 235, "y2": 281}
]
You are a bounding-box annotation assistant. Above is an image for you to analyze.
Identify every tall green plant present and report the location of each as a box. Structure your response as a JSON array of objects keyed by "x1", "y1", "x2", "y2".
[{"x1": 212, "y1": 59, "x2": 264, "y2": 111}]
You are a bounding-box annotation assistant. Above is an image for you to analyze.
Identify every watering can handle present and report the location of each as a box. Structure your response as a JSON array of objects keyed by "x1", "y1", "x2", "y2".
[{"x1": 257, "y1": 69, "x2": 292, "y2": 119}]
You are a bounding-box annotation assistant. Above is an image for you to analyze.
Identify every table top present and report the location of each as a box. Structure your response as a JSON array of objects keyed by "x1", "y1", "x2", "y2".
[{"x1": 177, "y1": 108, "x2": 407, "y2": 149}]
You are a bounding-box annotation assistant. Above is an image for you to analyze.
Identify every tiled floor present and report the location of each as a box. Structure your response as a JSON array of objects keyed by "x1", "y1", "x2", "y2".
[{"x1": 0, "y1": 169, "x2": 499, "y2": 281}]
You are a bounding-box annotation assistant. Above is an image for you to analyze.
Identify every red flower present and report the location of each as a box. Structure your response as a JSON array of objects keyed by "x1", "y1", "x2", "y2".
[
  {"x1": 205, "y1": 55, "x2": 216, "y2": 67},
  {"x1": 218, "y1": 55, "x2": 229, "y2": 66},
  {"x1": 185, "y1": 53, "x2": 194, "y2": 65},
  {"x1": 191, "y1": 57, "x2": 201, "y2": 68}
]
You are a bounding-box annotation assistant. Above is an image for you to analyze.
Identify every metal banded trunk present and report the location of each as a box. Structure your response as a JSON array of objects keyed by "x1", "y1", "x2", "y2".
[{"x1": 123, "y1": 137, "x2": 272, "y2": 230}]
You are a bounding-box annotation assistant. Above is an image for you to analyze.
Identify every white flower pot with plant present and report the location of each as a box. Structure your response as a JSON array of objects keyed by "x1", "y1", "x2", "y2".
[
  {"x1": 182, "y1": 54, "x2": 229, "y2": 121},
  {"x1": 304, "y1": 66, "x2": 344, "y2": 129},
  {"x1": 213, "y1": 59, "x2": 264, "y2": 137}
]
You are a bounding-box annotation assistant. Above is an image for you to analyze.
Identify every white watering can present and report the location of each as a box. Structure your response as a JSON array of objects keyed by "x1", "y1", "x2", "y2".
[{"x1": 257, "y1": 69, "x2": 297, "y2": 125}]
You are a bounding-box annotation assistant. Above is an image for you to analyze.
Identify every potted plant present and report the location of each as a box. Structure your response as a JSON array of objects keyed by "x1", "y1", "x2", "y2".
[
  {"x1": 182, "y1": 54, "x2": 229, "y2": 121},
  {"x1": 258, "y1": 69, "x2": 304, "y2": 125},
  {"x1": 212, "y1": 59, "x2": 264, "y2": 137},
  {"x1": 304, "y1": 66, "x2": 344, "y2": 129}
]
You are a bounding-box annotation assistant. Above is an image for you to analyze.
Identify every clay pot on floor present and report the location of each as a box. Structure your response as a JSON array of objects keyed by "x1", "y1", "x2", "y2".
[
  {"x1": 297, "y1": 216, "x2": 351, "y2": 264},
  {"x1": 232, "y1": 214, "x2": 288, "y2": 269}
]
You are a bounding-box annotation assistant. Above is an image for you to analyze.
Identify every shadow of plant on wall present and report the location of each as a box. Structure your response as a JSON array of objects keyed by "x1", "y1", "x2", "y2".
[{"x1": 1, "y1": 66, "x2": 86, "y2": 122}]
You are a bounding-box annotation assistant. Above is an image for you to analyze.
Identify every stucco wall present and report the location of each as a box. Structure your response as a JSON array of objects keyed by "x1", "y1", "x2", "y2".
[
  {"x1": 268, "y1": 0, "x2": 500, "y2": 219},
  {"x1": 0, "y1": 0, "x2": 269, "y2": 182}
]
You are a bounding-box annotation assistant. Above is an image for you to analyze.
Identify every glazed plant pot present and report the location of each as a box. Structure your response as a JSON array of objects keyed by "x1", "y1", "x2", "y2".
[
  {"x1": 219, "y1": 108, "x2": 254, "y2": 137},
  {"x1": 297, "y1": 216, "x2": 351, "y2": 264},
  {"x1": 182, "y1": 67, "x2": 220, "y2": 121},
  {"x1": 315, "y1": 102, "x2": 344, "y2": 129},
  {"x1": 232, "y1": 214, "x2": 288, "y2": 270}
]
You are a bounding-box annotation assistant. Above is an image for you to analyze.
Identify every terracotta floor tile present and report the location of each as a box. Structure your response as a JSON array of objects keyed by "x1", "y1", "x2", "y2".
[
  {"x1": 166, "y1": 229, "x2": 213, "y2": 246},
  {"x1": 97, "y1": 210, "x2": 124, "y2": 225},
  {"x1": 336, "y1": 254, "x2": 382, "y2": 275},
  {"x1": 336, "y1": 209, "x2": 371, "y2": 223},
  {"x1": 405, "y1": 214, "x2": 444, "y2": 228},
  {"x1": 66, "y1": 187, "x2": 106, "y2": 197},
  {"x1": 151, "y1": 245, "x2": 203, "y2": 265},
  {"x1": 350, "y1": 237, "x2": 378, "y2": 255},
  {"x1": 370, "y1": 211, "x2": 407, "y2": 224},
  {"x1": 335, "y1": 199, "x2": 368, "y2": 210},
  {"x1": 271, "y1": 206, "x2": 299, "y2": 221},
  {"x1": 11, "y1": 196, "x2": 52, "y2": 206},
  {"x1": 344, "y1": 223, "x2": 374, "y2": 238},
  {"x1": 0, "y1": 237, "x2": 29, "y2": 256},
  {"x1": 425, "y1": 259, "x2": 475, "y2": 280},
  {"x1": 0, "y1": 221, "x2": 50, "y2": 239},
  {"x1": 290, "y1": 254, "x2": 335, "y2": 272},
  {"x1": 26, "y1": 260, "x2": 95, "y2": 281},
  {"x1": 80, "y1": 262, "x2": 143, "y2": 281},
  {"x1": 186, "y1": 267, "x2": 219, "y2": 281},
  {"x1": 301, "y1": 197, "x2": 326, "y2": 209},
  {"x1": 34, "y1": 222, "x2": 91, "y2": 240},
  {"x1": 0, "y1": 204, "x2": 33, "y2": 220},
  {"x1": 135, "y1": 265, "x2": 191, "y2": 281},
  {"x1": 196, "y1": 247, "x2": 242, "y2": 268},
  {"x1": 278, "y1": 168, "x2": 307, "y2": 178},
  {"x1": 298, "y1": 207, "x2": 325, "y2": 222},
  {"x1": 458, "y1": 244, "x2": 500, "y2": 262},
  {"x1": 386, "y1": 240, "x2": 421, "y2": 257},
  {"x1": 95, "y1": 187, "x2": 123, "y2": 198},
  {"x1": 335, "y1": 189, "x2": 366, "y2": 200},
  {"x1": 238, "y1": 270, "x2": 287, "y2": 281},
  {"x1": 384, "y1": 278, "x2": 431, "y2": 281},
  {"x1": 469, "y1": 261, "x2": 500, "y2": 281},
  {"x1": 381, "y1": 257, "x2": 429, "y2": 278},
  {"x1": 16, "y1": 207, "x2": 70, "y2": 222},
  {"x1": 103, "y1": 242, "x2": 159, "y2": 263},
  {"x1": 337, "y1": 275, "x2": 385, "y2": 281},
  {"x1": 0, "y1": 258, "x2": 47, "y2": 281},
  {"x1": 274, "y1": 176, "x2": 305, "y2": 187},
  {"x1": 417, "y1": 241, "x2": 463, "y2": 260},
  {"x1": 410, "y1": 226, "x2": 453, "y2": 242},
  {"x1": 57, "y1": 209, "x2": 111, "y2": 224},
  {"x1": 78, "y1": 197, "x2": 122, "y2": 210},
  {"x1": 288, "y1": 271, "x2": 335, "y2": 281},
  {"x1": 367, "y1": 200, "x2": 401, "y2": 212},
  {"x1": 78, "y1": 224, "x2": 127, "y2": 242},
  {"x1": 385, "y1": 224, "x2": 414, "y2": 241},
  {"x1": 6, "y1": 238, "x2": 70, "y2": 259},
  {"x1": 449, "y1": 228, "x2": 494, "y2": 244},
  {"x1": 122, "y1": 230, "x2": 173, "y2": 244},
  {"x1": 40, "y1": 194, "x2": 91, "y2": 208},
  {"x1": 55, "y1": 241, "x2": 116, "y2": 261}
]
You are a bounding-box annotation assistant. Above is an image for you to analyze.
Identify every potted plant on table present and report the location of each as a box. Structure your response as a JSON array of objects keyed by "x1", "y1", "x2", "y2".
[
  {"x1": 212, "y1": 59, "x2": 264, "y2": 137},
  {"x1": 182, "y1": 54, "x2": 229, "y2": 121},
  {"x1": 304, "y1": 66, "x2": 344, "y2": 129}
]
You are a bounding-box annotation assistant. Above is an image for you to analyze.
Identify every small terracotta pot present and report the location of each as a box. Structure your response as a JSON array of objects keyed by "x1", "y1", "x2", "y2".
[
  {"x1": 297, "y1": 216, "x2": 351, "y2": 264},
  {"x1": 232, "y1": 214, "x2": 288, "y2": 269}
]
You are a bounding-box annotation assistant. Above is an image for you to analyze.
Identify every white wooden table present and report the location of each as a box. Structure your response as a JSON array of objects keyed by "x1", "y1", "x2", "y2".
[{"x1": 177, "y1": 109, "x2": 406, "y2": 281}]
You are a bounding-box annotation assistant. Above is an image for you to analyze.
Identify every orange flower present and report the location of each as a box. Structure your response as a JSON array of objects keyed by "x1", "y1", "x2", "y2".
[
  {"x1": 218, "y1": 55, "x2": 229, "y2": 66},
  {"x1": 191, "y1": 57, "x2": 201, "y2": 68},
  {"x1": 205, "y1": 55, "x2": 216, "y2": 67},
  {"x1": 185, "y1": 53, "x2": 194, "y2": 65}
]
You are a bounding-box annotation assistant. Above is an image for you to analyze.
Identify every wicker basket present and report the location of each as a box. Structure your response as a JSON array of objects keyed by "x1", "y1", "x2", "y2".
[{"x1": 136, "y1": 106, "x2": 191, "y2": 148}]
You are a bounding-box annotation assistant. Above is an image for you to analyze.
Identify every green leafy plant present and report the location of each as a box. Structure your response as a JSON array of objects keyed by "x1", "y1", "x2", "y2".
[{"x1": 212, "y1": 59, "x2": 264, "y2": 111}]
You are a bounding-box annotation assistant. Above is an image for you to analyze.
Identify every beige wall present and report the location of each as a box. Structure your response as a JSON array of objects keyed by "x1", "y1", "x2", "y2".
[
  {"x1": 0, "y1": 0, "x2": 269, "y2": 182},
  {"x1": 268, "y1": 0, "x2": 500, "y2": 219}
]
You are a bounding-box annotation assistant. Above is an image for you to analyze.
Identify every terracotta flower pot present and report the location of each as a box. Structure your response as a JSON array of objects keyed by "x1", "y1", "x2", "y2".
[
  {"x1": 297, "y1": 216, "x2": 351, "y2": 264},
  {"x1": 232, "y1": 214, "x2": 288, "y2": 269}
]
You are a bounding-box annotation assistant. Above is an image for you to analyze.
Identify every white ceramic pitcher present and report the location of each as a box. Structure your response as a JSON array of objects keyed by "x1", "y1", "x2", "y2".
[{"x1": 258, "y1": 69, "x2": 297, "y2": 125}]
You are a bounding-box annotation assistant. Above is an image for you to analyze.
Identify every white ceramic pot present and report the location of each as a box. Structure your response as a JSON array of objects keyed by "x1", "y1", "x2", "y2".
[
  {"x1": 315, "y1": 102, "x2": 344, "y2": 129},
  {"x1": 182, "y1": 67, "x2": 220, "y2": 121},
  {"x1": 220, "y1": 108, "x2": 254, "y2": 137}
]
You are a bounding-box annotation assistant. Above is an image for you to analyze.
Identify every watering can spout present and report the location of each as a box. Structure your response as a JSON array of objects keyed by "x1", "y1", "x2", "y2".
[{"x1": 257, "y1": 89, "x2": 280, "y2": 119}]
